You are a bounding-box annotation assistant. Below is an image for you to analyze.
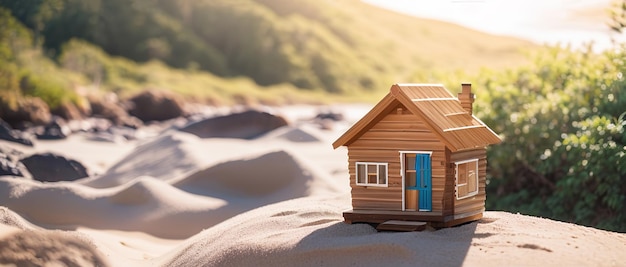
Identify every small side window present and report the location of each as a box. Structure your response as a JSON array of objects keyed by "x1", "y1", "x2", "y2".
[
  {"x1": 456, "y1": 159, "x2": 479, "y2": 199},
  {"x1": 355, "y1": 162, "x2": 388, "y2": 187}
]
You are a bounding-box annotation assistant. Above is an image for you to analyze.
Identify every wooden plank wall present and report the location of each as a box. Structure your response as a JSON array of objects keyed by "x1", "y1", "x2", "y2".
[
  {"x1": 450, "y1": 149, "x2": 488, "y2": 215},
  {"x1": 347, "y1": 106, "x2": 448, "y2": 212},
  {"x1": 442, "y1": 148, "x2": 454, "y2": 216}
]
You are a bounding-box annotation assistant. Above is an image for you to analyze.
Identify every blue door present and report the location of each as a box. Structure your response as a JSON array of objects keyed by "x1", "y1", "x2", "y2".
[{"x1": 416, "y1": 154, "x2": 432, "y2": 211}]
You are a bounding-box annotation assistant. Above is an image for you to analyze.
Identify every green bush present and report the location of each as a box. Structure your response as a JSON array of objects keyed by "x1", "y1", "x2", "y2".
[
  {"x1": 478, "y1": 45, "x2": 626, "y2": 232},
  {"x1": 19, "y1": 71, "x2": 76, "y2": 109}
]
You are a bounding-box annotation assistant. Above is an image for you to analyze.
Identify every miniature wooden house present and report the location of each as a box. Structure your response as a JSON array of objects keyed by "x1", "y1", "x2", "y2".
[{"x1": 333, "y1": 83, "x2": 501, "y2": 228}]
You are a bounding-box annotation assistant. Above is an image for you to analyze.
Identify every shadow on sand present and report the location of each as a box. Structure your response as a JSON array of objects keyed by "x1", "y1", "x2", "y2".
[{"x1": 293, "y1": 219, "x2": 478, "y2": 266}]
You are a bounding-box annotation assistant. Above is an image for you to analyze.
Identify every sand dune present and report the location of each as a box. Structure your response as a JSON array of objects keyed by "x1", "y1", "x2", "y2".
[
  {"x1": 0, "y1": 225, "x2": 109, "y2": 267},
  {"x1": 82, "y1": 125, "x2": 336, "y2": 188},
  {"x1": 0, "y1": 206, "x2": 39, "y2": 231},
  {"x1": 0, "y1": 136, "x2": 342, "y2": 239},
  {"x1": 1, "y1": 106, "x2": 624, "y2": 266},
  {"x1": 174, "y1": 149, "x2": 339, "y2": 197},
  {"x1": 1, "y1": 206, "x2": 108, "y2": 266},
  {"x1": 81, "y1": 133, "x2": 204, "y2": 188},
  {"x1": 0, "y1": 177, "x2": 229, "y2": 238},
  {"x1": 161, "y1": 197, "x2": 626, "y2": 267},
  {"x1": 1, "y1": 192, "x2": 625, "y2": 266}
]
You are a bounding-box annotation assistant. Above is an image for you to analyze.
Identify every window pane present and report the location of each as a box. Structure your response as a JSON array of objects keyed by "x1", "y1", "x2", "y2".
[
  {"x1": 406, "y1": 172, "x2": 416, "y2": 187},
  {"x1": 456, "y1": 160, "x2": 479, "y2": 198},
  {"x1": 357, "y1": 164, "x2": 366, "y2": 184},
  {"x1": 406, "y1": 155, "x2": 416, "y2": 171},
  {"x1": 468, "y1": 161, "x2": 477, "y2": 193},
  {"x1": 368, "y1": 174, "x2": 376, "y2": 184},
  {"x1": 458, "y1": 163, "x2": 467, "y2": 184},
  {"x1": 378, "y1": 165, "x2": 386, "y2": 184},
  {"x1": 367, "y1": 164, "x2": 377, "y2": 184},
  {"x1": 458, "y1": 184, "x2": 468, "y2": 197},
  {"x1": 367, "y1": 164, "x2": 376, "y2": 174},
  {"x1": 468, "y1": 170, "x2": 476, "y2": 192}
]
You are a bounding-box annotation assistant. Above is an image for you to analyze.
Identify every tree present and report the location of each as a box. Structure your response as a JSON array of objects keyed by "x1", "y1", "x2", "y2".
[{"x1": 609, "y1": 0, "x2": 626, "y2": 33}]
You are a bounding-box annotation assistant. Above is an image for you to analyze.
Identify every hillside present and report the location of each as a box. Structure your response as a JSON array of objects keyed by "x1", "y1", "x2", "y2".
[{"x1": 0, "y1": 0, "x2": 534, "y2": 96}]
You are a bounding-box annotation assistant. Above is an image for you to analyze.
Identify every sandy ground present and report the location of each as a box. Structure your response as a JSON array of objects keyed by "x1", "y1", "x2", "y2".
[{"x1": 1, "y1": 105, "x2": 625, "y2": 266}]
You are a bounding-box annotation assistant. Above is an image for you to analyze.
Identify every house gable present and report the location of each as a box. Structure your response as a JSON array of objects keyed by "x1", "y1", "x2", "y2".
[
  {"x1": 334, "y1": 83, "x2": 501, "y2": 152},
  {"x1": 332, "y1": 93, "x2": 398, "y2": 149},
  {"x1": 350, "y1": 102, "x2": 442, "y2": 150}
]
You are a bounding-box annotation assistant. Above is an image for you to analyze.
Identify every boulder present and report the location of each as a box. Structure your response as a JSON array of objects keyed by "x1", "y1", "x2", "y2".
[
  {"x1": 179, "y1": 110, "x2": 288, "y2": 139},
  {"x1": 89, "y1": 96, "x2": 129, "y2": 124},
  {"x1": 21, "y1": 153, "x2": 89, "y2": 182},
  {"x1": 51, "y1": 101, "x2": 84, "y2": 121},
  {"x1": 0, "y1": 97, "x2": 51, "y2": 129},
  {"x1": 313, "y1": 110, "x2": 345, "y2": 130},
  {"x1": 35, "y1": 117, "x2": 71, "y2": 140},
  {"x1": 127, "y1": 90, "x2": 185, "y2": 122},
  {"x1": 0, "y1": 119, "x2": 33, "y2": 146},
  {"x1": 314, "y1": 111, "x2": 344, "y2": 121}
]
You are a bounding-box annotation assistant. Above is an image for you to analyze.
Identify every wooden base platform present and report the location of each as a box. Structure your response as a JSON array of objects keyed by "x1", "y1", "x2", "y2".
[
  {"x1": 344, "y1": 209, "x2": 483, "y2": 228},
  {"x1": 376, "y1": 220, "x2": 427, "y2": 232}
]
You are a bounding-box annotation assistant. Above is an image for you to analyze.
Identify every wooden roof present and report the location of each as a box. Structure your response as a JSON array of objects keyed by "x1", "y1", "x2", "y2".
[{"x1": 333, "y1": 84, "x2": 501, "y2": 152}]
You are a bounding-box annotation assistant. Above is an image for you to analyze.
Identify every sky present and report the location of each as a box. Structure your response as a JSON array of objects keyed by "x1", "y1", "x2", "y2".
[{"x1": 362, "y1": 0, "x2": 621, "y2": 51}]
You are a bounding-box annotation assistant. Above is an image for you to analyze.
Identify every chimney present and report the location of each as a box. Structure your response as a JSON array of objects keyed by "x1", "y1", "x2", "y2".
[{"x1": 458, "y1": 83, "x2": 474, "y2": 115}]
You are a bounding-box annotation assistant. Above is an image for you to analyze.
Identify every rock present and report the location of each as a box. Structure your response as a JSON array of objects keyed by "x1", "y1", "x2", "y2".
[
  {"x1": 0, "y1": 97, "x2": 51, "y2": 129},
  {"x1": 179, "y1": 110, "x2": 288, "y2": 139},
  {"x1": 88, "y1": 96, "x2": 139, "y2": 127},
  {"x1": 313, "y1": 110, "x2": 345, "y2": 130},
  {"x1": 51, "y1": 101, "x2": 84, "y2": 121},
  {"x1": 314, "y1": 111, "x2": 344, "y2": 121},
  {"x1": 120, "y1": 115, "x2": 143, "y2": 129},
  {"x1": 0, "y1": 119, "x2": 34, "y2": 146},
  {"x1": 0, "y1": 148, "x2": 30, "y2": 178},
  {"x1": 85, "y1": 126, "x2": 137, "y2": 143},
  {"x1": 0, "y1": 155, "x2": 28, "y2": 177},
  {"x1": 35, "y1": 117, "x2": 71, "y2": 140},
  {"x1": 85, "y1": 117, "x2": 113, "y2": 132},
  {"x1": 127, "y1": 90, "x2": 186, "y2": 122},
  {"x1": 21, "y1": 153, "x2": 89, "y2": 182}
]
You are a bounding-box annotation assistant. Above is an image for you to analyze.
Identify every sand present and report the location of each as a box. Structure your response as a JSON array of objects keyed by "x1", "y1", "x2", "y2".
[{"x1": 1, "y1": 105, "x2": 625, "y2": 267}]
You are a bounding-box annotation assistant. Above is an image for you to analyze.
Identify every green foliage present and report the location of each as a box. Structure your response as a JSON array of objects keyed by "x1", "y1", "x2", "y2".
[
  {"x1": 0, "y1": 8, "x2": 350, "y2": 108},
  {"x1": 0, "y1": 7, "x2": 33, "y2": 104},
  {"x1": 478, "y1": 45, "x2": 626, "y2": 232},
  {"x1": 57, "y1": 39, "x2": 333, "y2": 105},
  {"x1": 549, "y1": 115, "x2": 626, "y2": 230},
  {"x1": 59, "y1": 39, "x2": 147, "y2": 89},
  {"x1": 19, "y1": 71, "x2": 76, "y2": 109},
  {"x1": 0, "y1": 7, "x2": 33, "y2": 61}
]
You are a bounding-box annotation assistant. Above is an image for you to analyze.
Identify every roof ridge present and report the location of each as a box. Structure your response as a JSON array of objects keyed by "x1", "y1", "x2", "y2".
[{"x1": 396, "y1": 83, "x2": 445, "y2": 87}]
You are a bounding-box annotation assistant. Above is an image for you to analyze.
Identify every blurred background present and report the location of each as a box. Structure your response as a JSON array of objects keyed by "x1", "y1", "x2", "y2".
[
  {"x1": 366, "y1": 0, "x2": 618, "y2": 51},
  {"x1": 0, "y1": 0, "x2": 624, "y2": 232}
]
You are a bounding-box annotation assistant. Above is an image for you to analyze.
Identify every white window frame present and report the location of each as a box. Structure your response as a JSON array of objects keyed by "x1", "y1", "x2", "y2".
[
  {"x1": 455, "y1": 159, "x2": 479, "y2": 200},
  {"x1": 355, "y1": 162, "x2": 388, "y2": 187}
]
